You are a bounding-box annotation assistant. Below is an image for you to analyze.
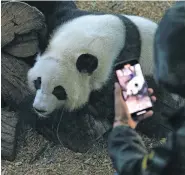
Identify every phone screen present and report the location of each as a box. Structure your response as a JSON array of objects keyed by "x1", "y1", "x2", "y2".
[{"x1": 116, "y1": 62, "x2": 152, "y2": 115}]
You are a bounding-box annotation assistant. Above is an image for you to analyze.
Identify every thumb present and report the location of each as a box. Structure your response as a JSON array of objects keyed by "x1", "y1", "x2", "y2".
[
  {"x1": 114, "y1": 83, "x2": 130, "y2": 115},
  {"x1": 114, "y1": 83, "x2": 123, "y2": 114},
  {"x1": 114, "y1": 83, "x2": 121, "y2": 98}
]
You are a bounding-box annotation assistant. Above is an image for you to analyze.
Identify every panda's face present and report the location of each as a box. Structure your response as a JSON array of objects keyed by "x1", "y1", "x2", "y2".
[
  {"x1": 27, "y1": 59, "x2": 67, "y2": 116},
  {"x1": 27, "y1": 53, "x2": 98, "y2": 117},
  {"x1": 126, "y1": 76, "x2": 144, "y2": 96}
]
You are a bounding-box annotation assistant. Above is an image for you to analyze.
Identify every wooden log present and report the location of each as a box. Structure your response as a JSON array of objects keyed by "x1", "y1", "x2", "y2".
[
  {"x1": 1, "y1": 109, "x2": 19, "y2": 161},
  {"x1": 1, "y1": 52, "x2": 31, "y2": 110},
  {"x1": 1, "y1": 1, "x2": 45, "y2": 57},
  {"x1": 3, "y1": 32, "x2": 39, "y2": 58}
]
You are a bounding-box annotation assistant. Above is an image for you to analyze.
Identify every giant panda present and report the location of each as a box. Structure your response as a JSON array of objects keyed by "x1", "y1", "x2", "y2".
[{"x1": 25, "y1": 1, "x2": 158, "y2": 119}]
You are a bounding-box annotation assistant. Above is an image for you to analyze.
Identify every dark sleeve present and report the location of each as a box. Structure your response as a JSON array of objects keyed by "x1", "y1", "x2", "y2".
[
  {"x1": 108, "y1": 126, "x2": 175, "y2": 175},
  {"x1": 168, "y1": 107, "x2": 185, "y2": 131},
  {"x1": 161, "y1": 124, "x2": 185, "y2": 174},
  {"x1": 154, "y1": 2, "x2": 185, "y2": 91},
  {"x1": 108, "y1": 126, "x2": 148, "y2": 175}
]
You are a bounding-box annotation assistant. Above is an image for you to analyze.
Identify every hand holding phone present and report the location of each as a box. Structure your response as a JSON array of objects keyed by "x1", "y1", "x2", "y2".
[
  {"x1": 114, "y1": 82, "x2": 156, "y2": 129},
  {"x1": 115, "y1": 59, "x2": 153, "y2": 121}
]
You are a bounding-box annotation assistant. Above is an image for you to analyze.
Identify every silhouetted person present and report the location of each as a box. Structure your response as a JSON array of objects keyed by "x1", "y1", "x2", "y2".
[{"x1": 108, "y1": 2, "x2": 185, "y2": 175}]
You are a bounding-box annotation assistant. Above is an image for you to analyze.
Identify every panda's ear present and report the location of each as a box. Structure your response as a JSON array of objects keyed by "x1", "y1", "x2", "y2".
[{"x1": 76, "y1": 54, "x2": 98, "y2": 75}]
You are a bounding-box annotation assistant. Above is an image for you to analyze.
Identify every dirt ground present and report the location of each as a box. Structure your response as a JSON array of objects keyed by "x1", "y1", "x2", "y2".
[{"x1": 2, "y1": 1, "x2": 174, "y2": 175}]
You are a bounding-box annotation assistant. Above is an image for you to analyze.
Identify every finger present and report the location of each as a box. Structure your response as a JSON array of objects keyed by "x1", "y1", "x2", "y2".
[
  {"x1": 114, "y1": 82, "x2": 127, "y2": 107},
  {"x1": 137, "y1": 110, "x2": 153, "y2": 121},
  {"x1": 114, "y1": 83, "x2": 122, "y2": 116},
  {"x1": 114, "y1": 83, "x2": 130, "y2": 117},
  {"x1": 124, "y1": 75, "x2": 131, "y2": 83},
  {"x1": 148, "y1": 88, "x2": 154, "y2": 95},
  {"x1": 114, "y1": 83, "x2": 121, "y2": 97},
  {"x1": 151, "y1": 96, "x2": 157, "y2": 102},
  {"x1": 148, "y1": 88, "x2": 156, "y2": 102},
  {"x1": 143, "y1": 110, "x2": 154, "y2": 119}
]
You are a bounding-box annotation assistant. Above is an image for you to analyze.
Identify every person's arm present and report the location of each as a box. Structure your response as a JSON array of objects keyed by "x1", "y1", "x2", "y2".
[
  {"x1": 108, "y1": 126, "x2": 148, "y2": 175},
  {"x1": 108, "y1": 83, "x2": 176, "y2": 175},
  {"x1": 108, "y1": 125, "x2": 176, "y2": 175},
  {"x1": 108, "y1": 83, "x2": 156, "y2": 175}
]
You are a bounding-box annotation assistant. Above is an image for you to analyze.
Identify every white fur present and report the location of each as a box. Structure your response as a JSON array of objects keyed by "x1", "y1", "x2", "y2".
[{"x1": 28, "y1": 14, "x2": 157, "y2": 116}]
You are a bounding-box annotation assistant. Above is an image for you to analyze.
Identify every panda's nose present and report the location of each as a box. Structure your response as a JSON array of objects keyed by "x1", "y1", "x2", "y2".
[{"x1": 34, "y1": 107, "x2": 47, "y2": 113}]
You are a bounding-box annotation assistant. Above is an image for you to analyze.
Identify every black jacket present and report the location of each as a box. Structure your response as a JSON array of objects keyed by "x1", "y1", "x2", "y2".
[{"x1": 108, "y1": 119, "x2": 185, "y2": 175}]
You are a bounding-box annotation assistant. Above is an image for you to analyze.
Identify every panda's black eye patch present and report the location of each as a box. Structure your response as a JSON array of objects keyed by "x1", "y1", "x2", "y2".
[
  {"x1": 135, "y1": 83, "x2": 138, "y2": 87},
  {"x1": 52, "y1": 86, "x2": 67, "y2": 100},
  {"x1": 34, "y1": 77, "x2": 41, "y2": 90},
  {"x1": 76, "y1": 53, "x2": 98, "y2": 75}
]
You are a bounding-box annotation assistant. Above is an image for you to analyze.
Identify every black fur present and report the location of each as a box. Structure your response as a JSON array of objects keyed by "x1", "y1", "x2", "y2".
[
  {"x1": 115, "y1": 14, "x2": 141, "y2": 62},
  {"x1": 34, "y1": 77, "x2": 41, "y2": 90},
  {"x1": 52, "y1": 86, "x2": 67, "y2": 100},
  {"x1": 76, "y1": 54, "x2": 98, "y2": 75}
]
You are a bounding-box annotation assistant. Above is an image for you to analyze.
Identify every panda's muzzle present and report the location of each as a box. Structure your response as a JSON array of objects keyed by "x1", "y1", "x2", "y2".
[{"x1": 34, "y1": 107, "x2": 47, "y2": 114}]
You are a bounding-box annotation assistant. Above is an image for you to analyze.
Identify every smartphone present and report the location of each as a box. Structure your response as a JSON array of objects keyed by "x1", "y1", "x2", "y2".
[{"x1": 115, "y1": 59, "x2": 153, "y2": 120}]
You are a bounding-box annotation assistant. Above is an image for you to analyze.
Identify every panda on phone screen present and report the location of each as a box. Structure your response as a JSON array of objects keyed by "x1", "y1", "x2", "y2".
[{"x1": 126, "y1": 76, "x2": 145, "y2": 96}]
